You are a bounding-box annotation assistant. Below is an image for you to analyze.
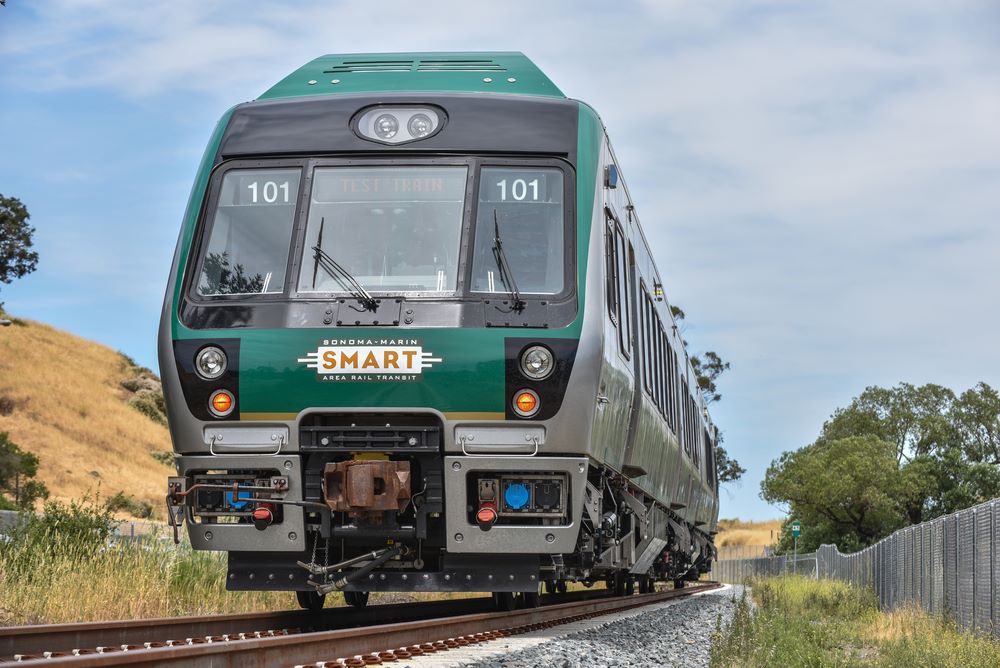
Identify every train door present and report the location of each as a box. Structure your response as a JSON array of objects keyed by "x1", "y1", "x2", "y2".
[{"x1": 591, "y1": 209, "x2": 635, "y2": 470}]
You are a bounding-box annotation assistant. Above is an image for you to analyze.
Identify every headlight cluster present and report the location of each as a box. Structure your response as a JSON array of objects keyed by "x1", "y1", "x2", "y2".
[
  {"x1": 512, "y1": 345, "x2": 555, "y2": 419},
  {"x1": 194, "y1": 346, "x2": 235, "y2": 418},
  {"x1": 356, "y1": 106, "x2": 443, "y2": 144}
]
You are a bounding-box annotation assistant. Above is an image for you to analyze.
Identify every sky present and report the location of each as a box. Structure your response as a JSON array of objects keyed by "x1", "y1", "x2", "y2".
[{"x1": 1, "y1": 1, "x2": 998, "y2": 521}]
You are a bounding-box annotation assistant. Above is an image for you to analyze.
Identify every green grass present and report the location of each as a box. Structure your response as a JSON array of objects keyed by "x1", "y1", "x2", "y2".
[
  {"x1": 0, "y1": 498, "x2": 485, "y2": 624},
  {"x1": 710, "y1": 576, "x2": 1000, "y2": 667}
]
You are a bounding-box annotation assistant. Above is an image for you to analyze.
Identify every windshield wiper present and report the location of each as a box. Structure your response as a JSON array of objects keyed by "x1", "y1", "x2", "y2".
[
  {"x1": 311, "y1": 218, "x2": 378, "y2": 312},
  {"x1": 491, "y1": 209, "x2": 526, "y2": 313}
]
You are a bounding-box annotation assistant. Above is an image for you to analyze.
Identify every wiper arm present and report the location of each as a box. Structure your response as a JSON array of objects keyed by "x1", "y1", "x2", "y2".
[
  {"x1": 311, "y1": 241, "x2": 378, "y2": 312},
  {"x1": 492, "y1": 209, "x2": 526, "y2": 313}
]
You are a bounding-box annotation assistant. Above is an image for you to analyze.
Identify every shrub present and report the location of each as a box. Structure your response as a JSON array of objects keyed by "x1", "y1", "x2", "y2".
[
  {"x1": 128, "y1": 391, "x2": 166, "y2": 425},
  {"x1": 105, "y1": 491, "x2": 154, "y2": 519}
]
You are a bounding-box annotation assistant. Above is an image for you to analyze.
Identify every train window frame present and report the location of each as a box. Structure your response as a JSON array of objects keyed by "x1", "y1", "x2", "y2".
[
  {"x1": 184, "y1": 159, "x2": 308, "y2": 304},
  {"x1": 639, "y1": 282, "x2": 654, "y2": 395},
  {"x1": 681, "y1": 377, "x2": 691, "y2": 455},
  {"x1": 604, "y1": 216, "x2": 620, "y2": 328},
  {"x1": 186, "y1": 156, "x2": 576, "y2": 307},
  {"x1": 465, "y1": 157, "x2": 577, "y2": 303},
  {"x1": 617, "y1": 229, "x2": 632, "y2": 359},
  {"x1": 293, "y1": 162, "x2": 472, "y2": 298}
]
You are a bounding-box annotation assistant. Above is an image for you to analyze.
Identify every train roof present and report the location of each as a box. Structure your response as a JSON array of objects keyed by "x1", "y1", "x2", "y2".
[{"x1": 259, "y1": 52, "x2": 565, "y2": 100}]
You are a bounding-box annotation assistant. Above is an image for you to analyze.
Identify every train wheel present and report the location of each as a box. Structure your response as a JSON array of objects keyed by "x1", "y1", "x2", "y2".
[
  {"x1": 493, "y1": 591, "x2": 517, "y2": 612},
  {"x1": 296, "y1": 590, "x2": 325, "y2": 612},
  {"x1": 673, "y1": 579, "x2": 686, "y2": 590},
  {"x1": 544, "y1": 580, "x2": 558, "y2": 595},
  {"x1": 521, "y1": 590, "x2": 540, "y2": 608},
  {"x1": 556, "y1": 580, "x2": 568, "y2": 594},
  {"x1": 608, "y1": 571, "x2": 626, "y2": 596},
  {"x1": 624, "y1": 576, "x2": 635, "y2": 596},
  {"x1": 344, "y1": 591, "x2": 370, "y2": 608}
]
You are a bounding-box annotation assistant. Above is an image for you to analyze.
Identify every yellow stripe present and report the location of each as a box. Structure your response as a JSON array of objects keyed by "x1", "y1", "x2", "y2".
[
  {"x1": 444, "y1": 412, "x2": 506, "y2": 421},
  {"x1": 240, "y1": 412, "x2": 298, "y2": 421},
  {"x1": 239, "y1": 411, "x2": 506, "y2": 421}
]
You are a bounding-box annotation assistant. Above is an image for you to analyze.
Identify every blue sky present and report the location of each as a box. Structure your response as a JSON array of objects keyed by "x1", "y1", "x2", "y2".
[{"x1": 1, "y1": 1, "x2": 998, "y2": 520}]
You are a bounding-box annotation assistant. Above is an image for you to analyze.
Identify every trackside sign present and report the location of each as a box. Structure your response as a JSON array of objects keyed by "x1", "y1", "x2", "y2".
[{"x1": 297, "y1": 338, "x2": 441, "y2": 382}]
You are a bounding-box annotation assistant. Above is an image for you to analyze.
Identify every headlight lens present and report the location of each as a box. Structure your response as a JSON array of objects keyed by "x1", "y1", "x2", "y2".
[
  {"x1": 209, "y1": 389, "x2": 235, "y2": 417},
  {"x1": 195, "y1": 346, "x2": 227, "y2": 380},
  {"x1": 520, "y1": 345, "x2": 554, "y2": 380},
  {"x1": 373, "y1": 113, "x2": 399, "y2": 139},
  {"x1": 407, "y1": 113, "x2": 434, "y2": 138},
  {"x1": 355, "y1": 106, "x2": 442, "y2": 144},
  {"x1": 512, "y1": 389, "x2": 540, "y2": 418}
]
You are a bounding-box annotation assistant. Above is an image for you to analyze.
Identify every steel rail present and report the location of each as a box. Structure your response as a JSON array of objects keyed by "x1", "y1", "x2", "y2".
[
  {"x1": 2, "y1": 587, "x2": 616, "y2": 659},
  {"x1": 1, "y1": 596, "x2": 493, "y2": 659},
  {"x1": 15, "y1": 583, "x2": 722, "y2": 667}
]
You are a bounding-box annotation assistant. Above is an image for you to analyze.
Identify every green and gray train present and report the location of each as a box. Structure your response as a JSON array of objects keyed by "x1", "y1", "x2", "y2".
[{"x1": 161, "y1": 53, "x2": 719, "y2": 610}]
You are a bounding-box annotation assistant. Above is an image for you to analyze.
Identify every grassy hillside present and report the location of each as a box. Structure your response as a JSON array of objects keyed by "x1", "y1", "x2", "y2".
[
  {"x1": 716, "y1": 518, "x2": 782, "y2": 559},
  {"x1": 0, "y1": 314, "x2": 172, "y2": 517}
]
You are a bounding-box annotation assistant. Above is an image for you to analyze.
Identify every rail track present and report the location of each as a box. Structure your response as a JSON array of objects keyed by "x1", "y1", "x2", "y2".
[{"x1": 5, "y1": 583, "x2": 721, "y2": 666}]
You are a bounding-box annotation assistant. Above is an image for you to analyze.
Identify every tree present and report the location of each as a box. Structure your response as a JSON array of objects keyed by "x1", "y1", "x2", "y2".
[
  {"x1": 764, "y1": 382, "x2": 1000, "y2": 550},
  {"x1": 761, "y1": 435, "x2": 935, "y2": 552},
  {"x1": 671, "y1": 301, "x2": 741, "y2": 482},
  {"x1": 0, "y1": 431, "x2": 50, "y2": 509},
  {"x1": 0, "y1": 195, "x2": 39, "y2": 297},
  {"x1": 715, "y1": 444, "x2": 746, "y2": 484},
  {"x1": 690, "y1": 352, "x2": 730, "y2": 405}
]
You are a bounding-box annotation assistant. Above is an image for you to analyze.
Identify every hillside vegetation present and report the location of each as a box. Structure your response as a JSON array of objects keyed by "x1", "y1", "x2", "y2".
[
  {"x1": 0, "y1": 314, "x2": 172, "y2": 516},
  {"x1": 710, "y1": 576, "x2": 1000, "y2": 667}
]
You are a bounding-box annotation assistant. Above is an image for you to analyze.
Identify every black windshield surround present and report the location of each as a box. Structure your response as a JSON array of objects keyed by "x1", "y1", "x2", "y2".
[{"x1": 180, "y1": 156, "x2": 576, "y2": 330}]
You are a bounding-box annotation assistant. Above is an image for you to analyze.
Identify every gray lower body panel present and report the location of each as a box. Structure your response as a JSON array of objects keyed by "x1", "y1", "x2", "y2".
[
  {"x1": 444, "y1": 455, "x2": 588, "y2": 554},
  {"x1": 177, "y1": 454, "x2": 306, "y2": 552}
]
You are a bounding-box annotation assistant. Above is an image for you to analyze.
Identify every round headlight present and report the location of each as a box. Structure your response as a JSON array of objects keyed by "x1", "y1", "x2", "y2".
[
  {"x1": 407, "y1": 113, "x2": 434, "y2": 138},
  {"x1": 373, "y1": 113, "x2": 399, "y2": 139},
  {"x1": 520, "y1": 345, "x2": 554, "y2": 380},
  {"x1": 195, "y1": 346, "x2": 227, "y2": 380}
]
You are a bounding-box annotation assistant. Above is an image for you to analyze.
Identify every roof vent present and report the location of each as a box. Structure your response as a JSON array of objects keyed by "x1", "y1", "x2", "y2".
[
  {"x1": 416, "y1": 59, "x2": 506, "y2": 72},
  {"x1": 325, "y1": 60, "x2": 414, "y2": 73}
]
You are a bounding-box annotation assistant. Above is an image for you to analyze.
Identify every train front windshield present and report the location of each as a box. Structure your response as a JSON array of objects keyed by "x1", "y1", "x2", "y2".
[{"x1": 194, "y1": 164, "x2": 566, "y2": 299}]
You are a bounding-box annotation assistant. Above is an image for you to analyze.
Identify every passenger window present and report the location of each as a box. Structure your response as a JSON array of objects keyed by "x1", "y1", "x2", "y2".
[{"x1": 197, "y1": 168, "x2": 301, "y2": 297}]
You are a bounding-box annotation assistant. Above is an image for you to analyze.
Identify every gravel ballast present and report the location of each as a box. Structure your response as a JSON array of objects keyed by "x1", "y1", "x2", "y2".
[{"x1": 400, "y1": 584, "x2": 744, "y2": 668}]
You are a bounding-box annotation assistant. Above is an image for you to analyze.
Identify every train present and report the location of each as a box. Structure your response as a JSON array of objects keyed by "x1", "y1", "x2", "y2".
[{"x1": 160, "y1": 52, "x2": 719, "y2": 611}]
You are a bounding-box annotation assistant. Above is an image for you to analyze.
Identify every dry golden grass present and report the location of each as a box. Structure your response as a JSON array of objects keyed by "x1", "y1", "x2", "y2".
[
  {"x1": 0, "y1": 315, "x2": 172, "y2": 515},
  {"x1": 715, "y1": 519, "x2": 782, "y2": 560}
]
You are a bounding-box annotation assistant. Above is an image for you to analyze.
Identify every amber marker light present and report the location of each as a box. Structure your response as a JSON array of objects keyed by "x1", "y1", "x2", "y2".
[
  {"x1": 512, "y1": 389, "x2": 540, "y2": 418},
  {"x1": 209, "y1": 389, "x2": 235, "y2": 417}
]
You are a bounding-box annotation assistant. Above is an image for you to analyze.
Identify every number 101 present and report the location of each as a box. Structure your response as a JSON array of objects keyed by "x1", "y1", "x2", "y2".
[
  {"x1": 247, "y1": 181, "x2": 290, "y2": 203},
  {"x1": 496, "y1": 178, "x2": 539, "y2": 201}
]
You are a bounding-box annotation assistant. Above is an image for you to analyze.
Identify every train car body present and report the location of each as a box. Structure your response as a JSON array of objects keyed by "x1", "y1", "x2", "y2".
[{"x1": 161, "y1": 53, "x2": 719, "y2": 608}]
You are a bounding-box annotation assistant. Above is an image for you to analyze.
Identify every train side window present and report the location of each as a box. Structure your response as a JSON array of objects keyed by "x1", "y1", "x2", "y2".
[
  {"x1": 665, "y1": 341, "x2": 675, "y2": 429},
  {"x1": 658, "y1": 324, "x2": 668, "y2": 417},
  {"x1": 641, "y1": 288, "x2": 654, "y2": 394},
  {"x1": 704, "y1": 428, "x2": 715, "y2": 488},
  {"x1": 672, "y1": 350, "x2": 680, "y2": 433},
  {"x1": 604, "y1": 219, "x2": 619, "y2": 326},
  {"x1": 611, "y1": 223, "x2": 631, "y2": 359},
  {"x1": 681, "y1": 379, "x2": 690, "y2": 454},
  {"x1": 197, "y1": 168, "x2": 301, "y2": 297},
  {"x1": 692, "y1": 407, "x2": 701, "y2": 469}
]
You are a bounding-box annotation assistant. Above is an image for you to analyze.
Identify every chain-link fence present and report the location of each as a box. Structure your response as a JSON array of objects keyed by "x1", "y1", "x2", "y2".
[{"x1": 712, "y1": 498, "x2": 999, "y2": 638}]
